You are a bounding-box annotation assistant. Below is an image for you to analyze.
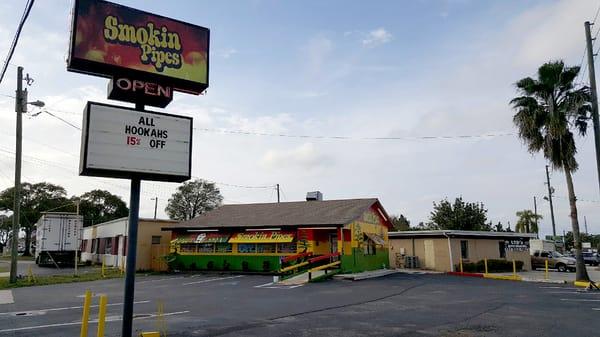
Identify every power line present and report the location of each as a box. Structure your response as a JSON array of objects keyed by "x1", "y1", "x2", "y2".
[
  {"x1": 196, "y1": 127, "x2": 514, "y2": 141},
  {"x1": 39, "y1": 106, "x2": 517, "y2": 142},
  {"x1": 43, "y1": 110, "x2": 81, "y2": 130},
  {"x1": 0, "y1": 0, "x2": 35, "y2": 85}
]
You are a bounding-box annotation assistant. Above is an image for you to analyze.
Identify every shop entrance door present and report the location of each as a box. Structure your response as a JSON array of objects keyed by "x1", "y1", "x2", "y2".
[{"x1": 329, "y1": 233, "x2": 338, "y2": 256}]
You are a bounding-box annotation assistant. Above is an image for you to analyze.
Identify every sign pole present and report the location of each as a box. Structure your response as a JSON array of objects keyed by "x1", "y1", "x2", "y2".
[{"x1": 121, "y1": 103, "x2": 144, "y2": 337}]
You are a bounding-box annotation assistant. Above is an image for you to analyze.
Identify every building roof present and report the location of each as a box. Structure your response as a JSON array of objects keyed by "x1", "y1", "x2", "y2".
[
  {"x1": 84, "y1": 217, "x2": 179, "y2": 229},
  {"x1": 388, "y1": 230, "x2": 537, "y2": 239},
  {"x1": 169, "y1": 198, "x2": 382, "y2": 230}
]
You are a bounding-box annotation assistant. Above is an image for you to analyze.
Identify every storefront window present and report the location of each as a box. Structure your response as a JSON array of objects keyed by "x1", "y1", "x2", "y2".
[
  {"x1": 180, "y1": 243, "x2": 198, "y2": 253},
  {"x1": 277, "y1": 243, "x2": 297, "y2": 253},
  {"x1": 257, "y1": 243, "x2": 276, "y2": 253},
  {"x1": 238, "y1": 243, "x2": 256, "y2": 253},
  {"x1": 198, "y1": 243, "x2": 215, "y2": 253},
  {"x1": 215, "y1": 243, "x2": 232, "y2": 253}
]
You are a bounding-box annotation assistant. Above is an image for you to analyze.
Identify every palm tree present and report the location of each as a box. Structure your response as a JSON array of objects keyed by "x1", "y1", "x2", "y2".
[
  {"x1": 511, "y1": 61, "x2": 592, "y2": 282},
  {"x1": 515, "y1": 210, "x2": 542, "y2": 235}
]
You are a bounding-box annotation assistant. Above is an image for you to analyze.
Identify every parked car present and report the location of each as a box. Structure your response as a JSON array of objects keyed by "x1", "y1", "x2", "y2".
[
  {"x1": 582, "y1": 252, "x2": 600, "y2": 266},
  {"x1": 531, "y1": 250, "x2": 576, "y2": 272}
]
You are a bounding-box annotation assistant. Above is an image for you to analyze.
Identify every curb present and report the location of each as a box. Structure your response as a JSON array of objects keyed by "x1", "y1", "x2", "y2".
[
  {"x1": 447, "y1": 272, "x2": 570, "y2": 284},
  {"x1": 447, "y1": 271, "x2": 484, "y2": 278}
]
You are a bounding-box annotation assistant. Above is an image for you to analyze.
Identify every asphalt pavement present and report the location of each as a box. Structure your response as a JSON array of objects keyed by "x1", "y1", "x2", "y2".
[{"x1": 0, "y1": 272, "x2": 598, "y2": 336}]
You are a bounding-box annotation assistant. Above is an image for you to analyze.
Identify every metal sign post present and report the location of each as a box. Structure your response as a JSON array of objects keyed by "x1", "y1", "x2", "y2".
[{"x1": 121, "y1": 103, "x2": 143, "y2": 337}]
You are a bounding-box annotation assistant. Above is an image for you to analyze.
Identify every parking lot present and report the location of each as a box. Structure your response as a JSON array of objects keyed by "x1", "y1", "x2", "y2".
[{"x1": 0, "y1": 272, "x2": 599, "y2": 336}]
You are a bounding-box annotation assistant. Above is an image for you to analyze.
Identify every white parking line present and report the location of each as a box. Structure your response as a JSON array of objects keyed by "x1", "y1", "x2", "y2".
[
  {"x1": 254, "y1": 282, "x2": 274, "y2": 288},
  {"x1": 0, "y1": 300, "x2": 150, "y2": 316},
  {"x1": 546, "y1": 291, "x2": 600, "y2": 295},
  {"x1": 0, "y1": 310, "x2": 189, "y2": 333},
  {"x1": 592, "y1": 308, "x2": 600, "y2": 311},
  {"x1": 137, "y1": 276, "x2": 185, "y2": 284},
  {"x1": 539, "y1": 286, "x2": 565, "y2": 289},
  {"x1": 182, "y1": 275, "x2": 244, "y2": 286},
  {"x1": 560, "y1": 298, "x2": 600, "y2": 302}
]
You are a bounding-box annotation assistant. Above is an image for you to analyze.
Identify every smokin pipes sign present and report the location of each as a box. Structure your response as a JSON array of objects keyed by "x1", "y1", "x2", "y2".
[{"x1": 80, "y1": 102, "x2": 192, "y2": 182}]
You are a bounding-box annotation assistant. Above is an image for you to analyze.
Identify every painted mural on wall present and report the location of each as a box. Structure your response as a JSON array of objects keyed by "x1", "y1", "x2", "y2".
[{"x1": 348, "y1": 209, "x2": 389, "y2": 249}]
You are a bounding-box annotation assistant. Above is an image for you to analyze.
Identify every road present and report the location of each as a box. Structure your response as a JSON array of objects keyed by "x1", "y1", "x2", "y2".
[{"x1": 0, "y1": 272, "x2": 598, "y2": 336}]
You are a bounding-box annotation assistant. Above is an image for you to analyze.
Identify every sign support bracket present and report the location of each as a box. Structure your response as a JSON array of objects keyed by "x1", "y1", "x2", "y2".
[{"x1": 121, "y1": 103, "x2": 144, "y2": 337}]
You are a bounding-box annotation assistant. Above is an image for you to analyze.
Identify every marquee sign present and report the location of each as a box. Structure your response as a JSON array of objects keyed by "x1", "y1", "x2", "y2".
[
  {"x1": 79, "y1": 102, "x2": 192, "y2": 182},
  {"x1": 67, "y1": 0, "x2": 209, "y2": 96}
]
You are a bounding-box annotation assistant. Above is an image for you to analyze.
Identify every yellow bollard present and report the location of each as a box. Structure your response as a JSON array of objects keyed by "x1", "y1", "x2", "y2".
[
  {"x1": 545, "y1": 260, "x2": 549, "y2": 280},
  {"x1": 484, "y1": 258, "x2": 488, "y2": 275},
  {"x1": 512, "y1": 259, "x2": 516, "y2": 277},
  {"x1": 80, "y1": 289, "x2": 92, "y2": 337},
  {"x1": 27, "y1": 265, "x2": 33, "y2": 283},
  {"x1": 96, "y1": 295, "x2": 107, "y2": 337},
  {"x1": 459, "y1": 258, "x2": 463, "y2": 273}
]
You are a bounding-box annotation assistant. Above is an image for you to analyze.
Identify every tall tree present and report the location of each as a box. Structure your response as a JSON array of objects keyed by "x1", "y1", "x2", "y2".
[
  {"x1": 511, "y1": 60, "x2": 592, "y2": 281},
  {"x1": 166, "y1": 179, "x2": 223, "y2": 221},
  {"x1": 429, "y1": 197, "x2": 490, "y2": 231},
  {"x1": 74, "y1": 190, "x2": 129, "y2": 227},
  {"x1": 515, "y1": 210, "x2": 542, "y2": 234},
  {"x1": 390, "y1": 214, "x2": 411, "y2": 231},
  {"x1": 0, "y1": 182, "x2": 69, "y2": 255}
]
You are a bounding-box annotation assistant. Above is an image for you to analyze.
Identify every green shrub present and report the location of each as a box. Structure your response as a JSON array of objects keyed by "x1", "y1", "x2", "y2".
[{"x1": 456, "y1": 259, "x2": 524, "y2": 273}]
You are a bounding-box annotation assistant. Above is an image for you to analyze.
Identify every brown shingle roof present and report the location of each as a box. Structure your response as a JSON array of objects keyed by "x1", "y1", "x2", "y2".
[{"x1": 171, "y1": 198, "x2": 380, "y2": 229}]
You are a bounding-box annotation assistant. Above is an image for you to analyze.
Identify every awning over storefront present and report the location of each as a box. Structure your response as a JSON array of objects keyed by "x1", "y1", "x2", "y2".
[
  {"x1": 172, "y1": 233, "x2": 230, "y2": 244},
  {"x1": 364, "y1": 232, "x2": 385, "y2": 245},
  {"x1": 229, "y1": 231, "x2": 295, "y2": 243}
]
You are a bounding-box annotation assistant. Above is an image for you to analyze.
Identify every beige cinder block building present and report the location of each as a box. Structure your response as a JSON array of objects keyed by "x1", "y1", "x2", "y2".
[
  {"x1": 81, "y1": 218, "x2": 179, "y2": 271},
  {"x1": 388, "y1": 230, "x2": 536, "y2": 272}
]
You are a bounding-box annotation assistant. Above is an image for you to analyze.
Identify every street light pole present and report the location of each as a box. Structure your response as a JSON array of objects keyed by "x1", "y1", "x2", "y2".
[
  {"x1": 152, "y1": 197, "x2": 158, "y2": 220},
  {"x1": 9, "y1": 66, "x2": 23, "y2": 284}
]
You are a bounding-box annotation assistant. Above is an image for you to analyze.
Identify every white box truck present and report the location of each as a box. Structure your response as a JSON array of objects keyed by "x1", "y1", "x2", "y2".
[
  {"x1": 529, "y1": 239, "x2": 556, "y2": 254},
  {"x1": 35, "y1": 212, "x2": 83, "y2": 266}
]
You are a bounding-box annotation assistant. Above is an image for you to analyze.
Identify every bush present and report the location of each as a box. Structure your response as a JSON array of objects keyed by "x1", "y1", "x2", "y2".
[{"x1": 457, "y1": 259, "x2": 524, "y2": 273}]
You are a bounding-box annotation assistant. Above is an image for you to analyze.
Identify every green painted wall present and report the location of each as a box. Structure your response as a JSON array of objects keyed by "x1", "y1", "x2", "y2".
[
  {"x1": 173, "y1": 255, "x2": 281, "y2": 272},
  {"x1": 341, "y1": 248, "x2": 389, "y2": 273}
]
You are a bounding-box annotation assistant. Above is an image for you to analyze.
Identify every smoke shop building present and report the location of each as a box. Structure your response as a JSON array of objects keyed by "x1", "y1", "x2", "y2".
[{"x1": 166, "y1": 194, "x2": 393, "y2": 273}]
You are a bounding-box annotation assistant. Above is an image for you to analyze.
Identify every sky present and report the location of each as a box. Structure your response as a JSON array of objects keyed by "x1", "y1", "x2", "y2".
[{"x1": 0, "y1": 0, "x2": 599, "y2": 238}]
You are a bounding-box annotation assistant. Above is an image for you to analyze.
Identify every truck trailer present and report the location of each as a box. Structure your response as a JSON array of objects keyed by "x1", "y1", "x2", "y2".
[{"x1": 35, "y1": 212, "x2": 83, "y2": 266}]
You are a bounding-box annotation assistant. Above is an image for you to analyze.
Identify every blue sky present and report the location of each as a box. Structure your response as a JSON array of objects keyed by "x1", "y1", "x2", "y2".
[{"x1": 0, "y1": 0, "x2": 599, "y2": 237}]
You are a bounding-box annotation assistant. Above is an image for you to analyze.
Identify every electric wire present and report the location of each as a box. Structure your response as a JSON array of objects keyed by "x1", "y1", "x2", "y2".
[{"x1": 0, "y1": 0, "x2": 35, "y2": 85}]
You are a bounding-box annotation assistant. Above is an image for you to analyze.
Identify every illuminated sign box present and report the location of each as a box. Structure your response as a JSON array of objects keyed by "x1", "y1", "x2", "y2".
[
  {"x1": 80, "y1": 102, "x2": 192, "y2": 182},
  {"x1": 68, "y1": 0, "x2": 209, "y2": 95}
]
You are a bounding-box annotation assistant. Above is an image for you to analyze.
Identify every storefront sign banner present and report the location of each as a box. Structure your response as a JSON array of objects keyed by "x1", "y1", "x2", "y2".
[
  {"x1": 504, "y1": 239, "x2": 529, "y2": 252},
  {"x1": 229, "y1": 231, "x2": 295, "y2": 243}
]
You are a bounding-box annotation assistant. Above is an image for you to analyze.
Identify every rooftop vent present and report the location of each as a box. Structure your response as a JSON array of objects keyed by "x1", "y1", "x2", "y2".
[{"x1": 306, "y1": 191, "x2": 323, "y2": 201}]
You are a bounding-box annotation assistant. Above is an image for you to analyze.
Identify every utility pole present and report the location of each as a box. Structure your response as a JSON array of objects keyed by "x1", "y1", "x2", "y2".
[
  {"x1": 585, "y1": 21, "x2": 600, "y2": 197},
  {"x1": 584, "y1": 216, "x2": 588, "y2": 235},
  {"x1": 9, "y1": 66, "x2": 23, "y2": 284},
  {"x1": 533, "y1": 196, "x2": 539, "y2": 238},
  {"x1": 276, "y1": 184, "x2": 280, "y2": 203},
  {"x1": 545, "y1": 165, "x2": 557, "y2": 238},
  {"x1": 152, "y1": 197, "x2": 158, "y2": 220}
]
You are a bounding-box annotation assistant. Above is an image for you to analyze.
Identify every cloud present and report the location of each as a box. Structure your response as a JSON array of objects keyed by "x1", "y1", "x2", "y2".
[
  {"x1": 362, "y1": 28, "x2": 392, "y2": 47},
  {"x1": 261, "y1": 143, "x2": 331, "y2": 170},
  {"x1": 217, "y1": 48, "x2": 238, "y2": 59},
  {"x1": 305, "y1": 35, "x2": 333, "y2": 74}
]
